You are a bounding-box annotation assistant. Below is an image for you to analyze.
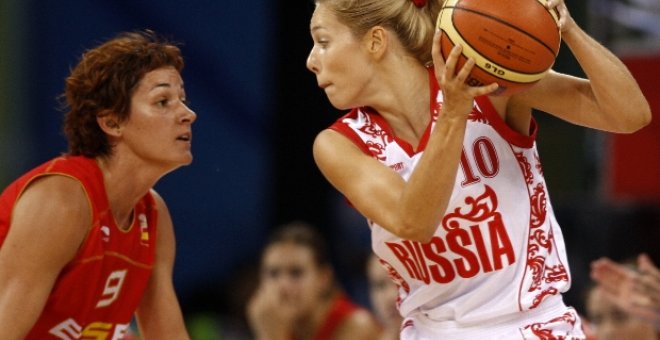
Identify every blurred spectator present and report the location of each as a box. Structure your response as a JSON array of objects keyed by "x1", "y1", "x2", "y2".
[
  {"x1": 585, "y1": 284, "x2": 658, "y2": 339},
  {"x1": 247, "y1": 221, "x2": 380, "y2": 340},
  {"x1": 366, "y1": 254, "x2": 403, "y2": 340},
  {"x1": 591, "y1": 254, "x2": 660, "y2": 326},
  {"x1": 586, "y1": 254, "x2": 660, "y2": 339}
]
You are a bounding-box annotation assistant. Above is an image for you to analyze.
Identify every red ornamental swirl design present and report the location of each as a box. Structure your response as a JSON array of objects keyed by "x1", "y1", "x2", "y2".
[
  {"x1": 530, "y1": 287, "x2": 558, "y2": 309},
  {"x1": 515, "y1": 152, "x2": 534, "y2": 185},
  {"x1": 527, "y1": 255, "x2": 546, "y2": 291},
  {"x1": 468, "y1": 108, "x2": 488, "y2": 124},
  {"x1": 545, "y1": 264, "x2": 569, "y2": 283},
  {"x1": 358, "y1": 113, "x2": 392, "y2": 161},
  {"x1": 531, "y1": 229, "x2": 553, "y2": 253},
  {"x1": 358, "y1": 122, "x2": 389, "y2": 143},
  {"x1": 529, "y1": 328, "x2": 556, "y2": 340},
  {"x1": 366, "y1": 141, "x2": 386, "y2": 161},
  {"x1": 358, "y1": 112, "x2": 392, "y2": 145},
  {"x1": 530, "y1": 183, "x2": 547, "y2": 228},
  {"x1": 442, "y1": 185, "x2": 498, "y2": 231},
  {"x1": 524, "y1": 310, "x2": 577, "y2": 339}
]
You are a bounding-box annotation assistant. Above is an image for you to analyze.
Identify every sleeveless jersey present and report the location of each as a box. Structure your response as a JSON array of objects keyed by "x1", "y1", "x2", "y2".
[
  {"x1": 0, "y1": 156, "x2": 158, "y2": 340},
  {"x1": 328, "y1": 68, "x2": 572, "y2": 327}
]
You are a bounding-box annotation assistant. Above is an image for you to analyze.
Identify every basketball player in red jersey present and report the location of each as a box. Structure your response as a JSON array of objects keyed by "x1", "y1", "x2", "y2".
[
  {"x1": 0, "y1": 31, "x2": 194, "y2": 339},
  {"x1": 247, "y1": 222, "x2": 381, "y2": 340},
  {"x1": 306, "y1": 0, "x2": 651, "y2": 338}
]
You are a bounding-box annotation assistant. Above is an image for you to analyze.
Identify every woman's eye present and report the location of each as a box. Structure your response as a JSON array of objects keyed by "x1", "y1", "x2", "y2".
[{"x1": 158, "y1": 99, "x2": 169, "y2": 107}]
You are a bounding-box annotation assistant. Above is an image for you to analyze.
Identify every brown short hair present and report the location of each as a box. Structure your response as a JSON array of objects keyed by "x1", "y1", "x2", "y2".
[{"x1": 62, "y1": 30, "x2": 184, "y2": 157}]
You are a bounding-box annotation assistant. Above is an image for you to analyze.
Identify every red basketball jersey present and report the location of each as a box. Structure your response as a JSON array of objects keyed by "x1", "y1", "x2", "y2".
[{"x1": 0, "y1": 156, "x2": 158, "y2": 339}]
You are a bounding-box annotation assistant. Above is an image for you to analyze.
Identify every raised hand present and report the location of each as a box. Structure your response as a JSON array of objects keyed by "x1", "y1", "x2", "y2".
[{"x1": 431, "y1": 30, "x2": 499, "y2": 118}]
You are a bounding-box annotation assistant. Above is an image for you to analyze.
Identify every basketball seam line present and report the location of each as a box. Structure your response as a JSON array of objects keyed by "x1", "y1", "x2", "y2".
[{"x1": 445, "y1": 6, "x2": 559, "y2": 56}]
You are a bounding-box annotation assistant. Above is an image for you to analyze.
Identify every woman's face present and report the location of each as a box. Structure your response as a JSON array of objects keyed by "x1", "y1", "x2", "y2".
[
  {"x1": 260, "y1": 242, "x2": 329, "y2": 317},
  {"x1": 586, "y1": 287, "x2": 658, "y2": 340},
  {"x1": 367, "y1": 255, "x2": 401, "y2": 327},
  {"x1": 117, "y1": 66, "x2": 196, "y2": 169},
  {"x1": 306, "y1": 3, "x2": 375, "y2": 110}
]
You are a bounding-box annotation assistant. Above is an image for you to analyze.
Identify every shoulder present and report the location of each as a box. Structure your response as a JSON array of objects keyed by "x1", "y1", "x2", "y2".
[
  {"x1": 313, "y1": 127, "x2": 368, "y2": 159},
  {"x1": 23, "y1": 175, "x2": 90, "y2": 214},
  {"x1": 148, "y1": 189, "x2": 168, "y2": 210},
  {"x1": 334, "y1": 307, "x2": 381, "y2": 340},
  {"x1": 148, "y1": 189, "x2": 173, "y2": 233},
  {"x1": 20, "y1": 175, "x2": 91, "y2": 234},
  {"x1": 7, "y1": 175, "x2": 91, "y2": 267}
]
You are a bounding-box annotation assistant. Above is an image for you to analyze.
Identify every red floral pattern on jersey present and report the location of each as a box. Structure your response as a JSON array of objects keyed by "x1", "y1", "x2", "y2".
[
  {"x1": 468, "y1": 106, "x2": 489, "y2": 124},
  {"x1": 521, "y1": 310, "x2": 579, "y2": 339},
  {"x1": 442, "y1": 185, "x2": 498, "y2": 231},
  {"x1": 518, "y1": 153, "x2": 569, "y2": 310},
  {"x1": 530, "y1": 287, "x2": 559, "y2": 309},
  {"x1": 366, "y1": 141, "x2": 387, "y2": 161},
  {"x1": 516, "y1": 151, "x2": 534, "y2": 185},
  {"x1": 545, "y1": 264, "x2": 569, "y2": 283},
  {"x1": 356, "y1": 112, "x2": 393, "y2": 161},
  {"x1": 529, "y1": 184, "x2": 548, "y2": 229}
]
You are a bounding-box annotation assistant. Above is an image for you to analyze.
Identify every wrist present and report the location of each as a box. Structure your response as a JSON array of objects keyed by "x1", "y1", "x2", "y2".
[{"x1": 559, "y1": 20, "x2": 582, "y2": 44}]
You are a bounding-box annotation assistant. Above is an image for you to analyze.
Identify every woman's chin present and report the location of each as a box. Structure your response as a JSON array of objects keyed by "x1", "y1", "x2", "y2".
[{"x1": 327, "y1": 97, "x2": 352, "y2": 111}]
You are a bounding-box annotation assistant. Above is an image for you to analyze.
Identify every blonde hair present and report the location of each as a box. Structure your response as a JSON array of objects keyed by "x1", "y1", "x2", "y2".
[{"x1": 316, "y1": 0, "x2": 444, "y2": 65}]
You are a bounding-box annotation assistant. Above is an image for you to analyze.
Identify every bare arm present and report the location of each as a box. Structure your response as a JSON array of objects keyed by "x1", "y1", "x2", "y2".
[
  {"x1": 134, "y1": 190, "x2": 189, "y2": 340},
  {"x1": 512, "y1": 1, "x2": 651, "y2": 133},
  {"x1": 315, "y1": 37, "x2": 497, "y2": 242},
  {"x1": 0, "y1": 176, "x2": 89, "y2": 339}
]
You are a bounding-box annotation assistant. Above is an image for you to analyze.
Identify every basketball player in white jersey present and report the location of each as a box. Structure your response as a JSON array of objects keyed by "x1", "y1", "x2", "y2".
[{"x1": 306, "y1": 0, "x2": 651, "y2": 338}]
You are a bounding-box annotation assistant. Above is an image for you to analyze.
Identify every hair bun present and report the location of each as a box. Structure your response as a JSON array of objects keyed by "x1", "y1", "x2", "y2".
[{"x1": 411, "y1": 0, "x2": 427, "y2": 7}]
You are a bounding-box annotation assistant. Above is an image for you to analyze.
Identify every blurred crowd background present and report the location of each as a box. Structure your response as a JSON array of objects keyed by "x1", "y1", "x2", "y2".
[{"x1": 1, "y1": 0, "x2": 658, "y2": 338}]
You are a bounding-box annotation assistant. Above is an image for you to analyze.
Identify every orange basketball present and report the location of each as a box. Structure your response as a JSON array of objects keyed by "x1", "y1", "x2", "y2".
[{"x1": 436, "y1": 0, "x2": 561, "y2": 96}]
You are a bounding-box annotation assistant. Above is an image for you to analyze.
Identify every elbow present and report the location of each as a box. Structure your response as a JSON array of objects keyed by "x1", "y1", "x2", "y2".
[
  {"x1": 395, "y1": 220, "x2": 436, "y2": 243},
  {"x1": 621, "y1": 100, "x2": 653, "y2": 133},
  {"x1": 636, "y1": 105, "x2": 652, "y2": 131},
  {"x1": 620, "y1": 106, "x2": 652, "y2": 133}
]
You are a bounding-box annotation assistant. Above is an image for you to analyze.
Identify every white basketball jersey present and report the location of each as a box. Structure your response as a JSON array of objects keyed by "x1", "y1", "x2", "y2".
[{"x1": 328, "y1": 70, "x2": 572, "y2": 326}]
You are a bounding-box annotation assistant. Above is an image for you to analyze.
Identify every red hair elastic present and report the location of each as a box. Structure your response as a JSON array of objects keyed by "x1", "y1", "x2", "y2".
[{"x1": 411, "y1": 0, "x2": 427, "y2": 7}]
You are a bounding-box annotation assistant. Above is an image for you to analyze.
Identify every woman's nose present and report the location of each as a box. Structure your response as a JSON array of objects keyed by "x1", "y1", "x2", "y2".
[{"x1": 306, "y1": 49, "x2": 319, "y2": 74}]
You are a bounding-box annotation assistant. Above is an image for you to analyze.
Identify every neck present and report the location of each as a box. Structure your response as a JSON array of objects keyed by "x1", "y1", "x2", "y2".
[
  {"x1": 96, "y1": 155, "x2": 163, "y2": 230},
  {"x1": 372, "y1": 61, "x2": 431, "y2": 146}
]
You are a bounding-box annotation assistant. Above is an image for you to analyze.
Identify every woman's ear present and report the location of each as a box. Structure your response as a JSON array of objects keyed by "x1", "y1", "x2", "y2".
[
  {"x1": 364, "y1": 26, "x2": 388, "y2": 60},
  {"x1": 97, "y1": 112, "x2": 123, "y2": 137}
]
